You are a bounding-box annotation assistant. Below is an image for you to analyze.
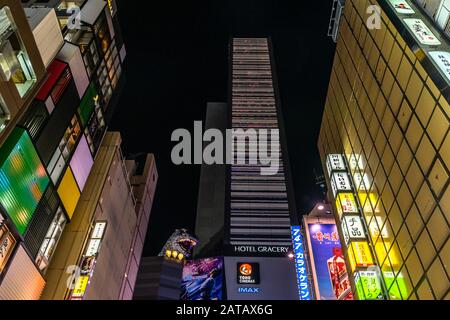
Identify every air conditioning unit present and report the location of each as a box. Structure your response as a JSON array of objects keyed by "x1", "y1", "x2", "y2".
[{"x1": 0, "y1": 40, "x2": 20, "y2": 82}]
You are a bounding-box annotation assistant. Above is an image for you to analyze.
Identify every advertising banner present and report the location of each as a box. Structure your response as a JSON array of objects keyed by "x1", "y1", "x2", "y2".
[
  {"x1": 306, "y1": 223, "x2": 353, "y2": 300},
  {"x1": 181, "y1": 257, "x2": 223, "y2": 300}
]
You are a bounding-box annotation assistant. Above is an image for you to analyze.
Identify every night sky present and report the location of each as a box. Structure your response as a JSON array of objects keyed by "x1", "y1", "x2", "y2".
[{"x1": 110, "y1": 0, "x2": 336, "y2": 256}]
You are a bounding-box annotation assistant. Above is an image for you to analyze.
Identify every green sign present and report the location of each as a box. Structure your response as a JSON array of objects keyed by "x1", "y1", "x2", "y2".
[{"x1": 355, "y1": 270, "x2": 384, "y2": 300}]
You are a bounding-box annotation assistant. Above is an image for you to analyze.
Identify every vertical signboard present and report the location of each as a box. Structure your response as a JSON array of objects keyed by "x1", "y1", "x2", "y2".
[
  {"x1": 291, "y1": 226, "x2": 311, "y2": 300},
  {"x1": 326, "y1": 154, "x2": 385, "y2": 300},
  {"x1": 70, "y1": 221, "x2": 107, "y2": 300},
  {"x1": 304, "y1": 221, "x2": 353, "y2": 300}
]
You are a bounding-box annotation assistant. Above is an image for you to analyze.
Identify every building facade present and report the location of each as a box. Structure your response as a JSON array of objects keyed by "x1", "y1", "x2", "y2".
[
  {"x1": 133, "y1": 256, "x2": 184, "y2": 301},
  {"x1": 41, "y1": 132, "x2": 158, "y2": 300},
  {"x1": 0, "y1": 0, "x2": 133, "y2": 299},
  {"x1": 223, "y1": 38, "x2": 301, "y2": 300},
  {"x1": 319, "y1": 0, "x2": 449, "y2": 300}
]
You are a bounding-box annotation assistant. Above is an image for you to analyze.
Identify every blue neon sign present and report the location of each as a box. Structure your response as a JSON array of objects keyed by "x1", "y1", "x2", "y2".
[{"x1": 291, "y1": 226, "x2": 311, "y2": 300}]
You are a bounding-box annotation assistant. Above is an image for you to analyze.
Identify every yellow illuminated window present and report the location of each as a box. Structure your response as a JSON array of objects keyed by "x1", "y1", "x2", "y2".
[{"x1": 57, "y1": 167, "x2": 81, "y2": 219}]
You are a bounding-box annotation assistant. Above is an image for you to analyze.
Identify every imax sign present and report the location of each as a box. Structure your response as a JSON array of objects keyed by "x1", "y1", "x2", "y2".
[{"x1": 238, "y1": 287, "x2": 261, "y2": 294}]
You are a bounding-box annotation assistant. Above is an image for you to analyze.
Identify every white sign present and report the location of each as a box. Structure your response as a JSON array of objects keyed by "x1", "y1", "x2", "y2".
[
  {"x1": 429, "y1": 51, "x2": 450, "y2": 83},
  {"x1": 389, "y1": 0, "x2": 415, "y2": 14},
  {"x1": 85, "y1": 239, "x2": 101, "y2": 257},
  {"x1": 326, "y1": 154, "x2": 346, "y2": 177},
  {"x1": 92, "y1": 222, "x2": 107, "y2": 239},
  {"x1": 404, "y1": 19, "x2": 441, "y2": 46},
  {"x1": 343, "y1": 216, "x2": 366, "y2": 240},
  {"x1": 332, "y1": 172, "x2": 352, "y2": 196}
]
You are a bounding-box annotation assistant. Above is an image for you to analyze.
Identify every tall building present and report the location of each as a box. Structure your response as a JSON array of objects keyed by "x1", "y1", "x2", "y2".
[
  {"x1": 195, "y1": 39, "x2": 304, "y2": 300},
  {"x1": 319, "y1": 0, "x2": 449, "y2": 300},
  {"x1": 0, "y1": 0, "x2": 135, "y2": 299},
  {"x1": 41, "y1": 132, "x2": 158, "y2": 300}
]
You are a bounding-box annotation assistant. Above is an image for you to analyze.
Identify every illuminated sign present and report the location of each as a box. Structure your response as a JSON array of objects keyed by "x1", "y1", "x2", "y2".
[
  {"x1": 0, "y1": 225, "x2": 16, "y2": 274},
  {"x1": 429, "y1": 51, "x2": 450, "y2": 83},
  {"x1": 70, "y1": 221, "x2": 107, "y2": 300},
  {"x1": 72, "y1": 276, "x2": 90, "y2": 298},
  {"x1": 404, "y1": 18, "x2": 441, "y2": 46},
  {"x1": 238, "y1": 287, "x2": 261, "y2": 294},
  {"x1": 85, "y1": 239, "x2": 101, "y2": 257},
  {"x1": 343, "y1": 216, "x2": 366, "y2": 241},
  {"x1": 355, "y1": 270, "x2": 384, "y2": 300},
  {"x1": 326, "y1": 154, "x2": 346, "y2": 177},
  {"x1": 331, "y1": 172, "x2": 352, "y2": 196},
  {"x1": 306, "y1": 222, "x2": 353, "y2": 300},
  {"x1": 237, "y1": 263, "x2": 260, "y2": 285},
  {"x1": 92, "y1": 222, "x2": 106, "y2": 239},
  {"x1": 80, "y1": 256, "x2": 96, "y2": 276},
  {"x1": 233, "y1": 245, "x2": 290, "y2": 254},
  {"x1": 291, "y1": 226, "x2": 311, "y2": 300},
  {"x1": 388, "y1": 0, "x2": 415, "y2": 14},
  {"x1": 335, "y1": 193, "x2": 359, "y2": 218},
  {"x1": 348, "y1": 242, "x2": 375, "y2": 271}
]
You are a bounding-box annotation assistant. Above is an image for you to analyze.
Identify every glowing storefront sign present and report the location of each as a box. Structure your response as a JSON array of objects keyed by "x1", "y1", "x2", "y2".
[
  {"x1": 70, "y1": 221, "x2": 107, "y2": 300},
  {"x1": 404, "y1": 18, "x2": 441, "y2": 46},
  {"x1": 291, "y1": 226, "x2": 311, "y2": 300},
  {"x1": 388, "y1": 0, "x2": 415, "y2": 14},
  {"x1": 72, "y1": 275, "x2": 90, "y2": 298},
  {"x1": 335, "y1": 193, "x2": 359, "y2": 218},
  {"x1": 326, "y1": 154, "x2": 346, "y2": 177},
  {"x1": 348, "y1": 242, "x2": 375, "y2": 271},
  {"x1": 331, "y1": 172, "x2": 352, "y2": 197},
  {"x1": 343, "y1": 216, "x2": 366, "y2": 241},
  {"x1": 355, "y1": 270, "x2": 384, "y2": 300},
  {"x1": 429, "y1": 51, "x2": 450, "y2": 83}
]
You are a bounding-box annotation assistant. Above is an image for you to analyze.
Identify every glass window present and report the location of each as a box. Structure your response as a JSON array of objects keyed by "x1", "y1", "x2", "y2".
[
  {"x1": 35, "y1": 207, "x2": 67, "y2": 272},
  {"x1": 0, "y1": 7, "x2": 37, "y2": 97}
]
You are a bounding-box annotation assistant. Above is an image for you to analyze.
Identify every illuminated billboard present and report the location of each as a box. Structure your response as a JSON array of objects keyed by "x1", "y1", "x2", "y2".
[
  {"x1": 181, "y1": 257, "x2": 223, "y2": 300},
  {"x1": 348, "y1": 242, "x2": 375, "y2": 271},
  {"x1": 0, "y1": 128, "x2": 49, "y2": 235},
  {"x1": 291, "y1": 226, "x2": 311, "y2": 300},
  {"x1": 355, "y1": 270, "x2": 384, "y2": 300},
  {"x1": 305, "y1": 222, "x2": 353, "y2": 300}
]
